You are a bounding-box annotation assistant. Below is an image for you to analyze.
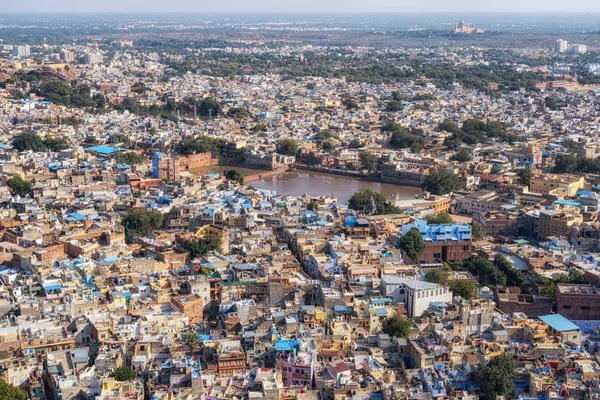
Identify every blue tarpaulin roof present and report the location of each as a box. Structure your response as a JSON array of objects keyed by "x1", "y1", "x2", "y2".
[
  {"x1": 86, "y1": 145, "x2": 125, "y2": 155},
  {"x1": 275, "y1": 339, "x2": 299, "y2": 352},
  {"x1": 65, "y1": 212, "x2": 90, "y2": 222},
  {"x1": 371, "y1": 298, "x2": 392, "y2": 305},
  {"x1": 345, "y1": 216, "x2": 358, "y2": 227},
  {"x1": 334, "y1": 306, "x2": 353, "y2": 312},
  {"x1": 554, "y1": 199, "x2": 581, "y2": 207},
  {"x1": 539, "y1": 314, "x2": 580, "y2": 332}
]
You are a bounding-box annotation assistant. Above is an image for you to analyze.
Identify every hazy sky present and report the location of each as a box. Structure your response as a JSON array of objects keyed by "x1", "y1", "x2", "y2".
[{"x1": 3, "y1": 0, "x2": 600, "y2": 14}]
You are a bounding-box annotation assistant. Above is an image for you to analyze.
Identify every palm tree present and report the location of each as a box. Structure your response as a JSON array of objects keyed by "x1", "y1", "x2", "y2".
[{"x1": 180, "y1": 331, "x2": 201, "y2": 356}]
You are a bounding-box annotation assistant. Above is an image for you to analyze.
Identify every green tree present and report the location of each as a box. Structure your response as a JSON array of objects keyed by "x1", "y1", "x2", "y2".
[
  {"x1": 198, "y1": 97, "x2": 220, "y2": 117},
  {"x1": 449, "y1": 280, "x2": 478, "y2": 300},
  {"x1": 6, "y1": 175, "x2": 32, "y2": 197},
  {"x1": 381, "y1": 313, "x2": 414, "y2": 338},
  {"x1": 118, "y1": 152, "x2": 144, "y2": 166},
  {"x1": 450, "y1": 149, "x2": 473, "y2": 162},
  {"x1": 182, "y1": 236, "x2": 222, "y2": 258},
  {"x1": 322, "y1": 141, "x2": 335, "y2": 151},
  {"x1": 562, "y1": 138, "x2": 583, "y2": 153},
  {"x1": 131, "y1": 82, "x2": 147, "y2": 94},
  {"x1": 425, "y1": 270, "x2": 449, "y2": 285},
  {"x1": 539, "y1": 277, "x2": 557, "y2": 303},
  {"x1": 180, "y1": 331, "x2": 202, "y2": 355},
  {"x1": 314, "y1": 131, "x2": 333, "y2": 140},
  {"x1": 550, "y1": 154, "x2": 600, "y2": 174},
  {"x1": 384, "y1": 122, "x2": 424, "y2": 152},
  {"x1": 43, "y1": 137, "x2": 69, "y2": 152},
  {"x1": 110, "y1": 366, "x2": 137, "y2": 382},
  {"x1": 12, "y1": 131, "x2": 46, "y2": 152},
  {"x1": 348, "y1": 138, "x2": 363, "y2": 148},
  {"x1": 439, "y1": 118, "x2": 513, "y2": 148},
  {"x1": 234, "y1": 147, "x2": 249, "y2": 163},
  {"x1": 227, "y1": 107, "x2": 248, "y2": 119},
  {"x1": 62, "y1": 116, "x2": 80, "y2": 128},
  {"x1": 119, "y1": 97, "x2": 141, "y2": 114},
  {"x1": 176, "y1": 136, "x2": 226, "y2": 156},
  {"x1": 276, "y1": 139, "x2": 299, "y2": 156},
  {"x1": 422, "y1": 170, "x2": 463, "y2": 195},
  {"x1": 385, "y1": 100, "x2": 404, "y2": 112},
  {"x1": 555, "y1": 269, "x2": 586, "y2": 285},
  {"x1": 472, "y1": 223, "x2": 483, "y2": 240},
  {"x1": 84, "y1": 135, "x2": 98, "y2": 144},
  {"x1": 477, "y1": 355, "x2": 516, "y2": 400},
  {"x1": 224, "y1": 169, "x2": 244, "y2": 184},
  {"x1": 35, "y1": 81, "x2": 97, "y2": 109},
  {"x1": 400, "y1": 227, "x2": 425, "y2": 263},
  {"x1": 425, "y1": 212, "x2": 454, "y2": 225},
  {"x1": 161, "y1": 112, "x2": 179, "y2": 124},
  {"x1": 515, "y1": 168, "x2": 533, "y2": 186},
  {"x1": 0, "y1": 378, "x2": 27, "y2": 400},
  {"x1": 462, "y1": 255, "x2": 507, "y2": 287},
  {"x1": 121, "y1": 208, "x2": 164, "y2": 243},
  {"x1": 553, "y1": 154, "x2": 578, "y2": 173},
  {"x1": 494, "y1": 254, "x2": 526, "y2": 287},
  {"x1": 359, "y1": 151, "x2": 379, "y2": 171},
  {"x1": 348, "y1": 189, "x2": 401, "y2": 215},
  {"x1": 251, "y1": 123, "x2": 269, "y2": 133},
  {"x1": 108, "y1": 133, "x2": 128, "y2": 145},
  {"x1": 342, "y1": 98, "x2": 359, "y2": 110},
  {"x1": 544, "y1": 96, "x2": 564, "y2": 111}
]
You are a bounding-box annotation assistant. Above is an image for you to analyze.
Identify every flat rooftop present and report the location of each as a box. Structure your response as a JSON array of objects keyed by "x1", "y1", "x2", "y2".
[{"x1": 557, "y1": 284, "x2": 600, "y2": 295}]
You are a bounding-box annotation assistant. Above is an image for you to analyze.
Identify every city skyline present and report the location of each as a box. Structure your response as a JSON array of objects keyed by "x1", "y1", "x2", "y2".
[{"x1": 3, "y1": 0, "x2": 600, "y2": 14}]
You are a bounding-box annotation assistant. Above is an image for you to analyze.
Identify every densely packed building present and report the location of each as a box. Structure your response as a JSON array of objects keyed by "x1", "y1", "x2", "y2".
[{"x1": 1, "y1": 28, "x2": 600, "y2": 400}]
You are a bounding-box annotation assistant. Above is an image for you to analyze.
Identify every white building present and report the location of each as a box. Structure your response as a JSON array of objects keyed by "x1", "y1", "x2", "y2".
[
  {"x1": 86, "y1": 53, "x2": 104, "y2": 64},
  {"x1": 555, "y1": 39, "x2": 568, "y2": 54},
  {"x1": 12, "y1": 45, "x2": 31, "y2": 58},
  {"x1": 380, "y1": 275, "x2": 452, "y2": 317},
  {"x1": 180, "y1": 276, "x2": 210, "y2": 309},
  {"x1": 584, "y1": 63, "x2": 600, "y2": 75},
  {"x1": 570, "y1": 44, "x2": 587, "y2": 54}
]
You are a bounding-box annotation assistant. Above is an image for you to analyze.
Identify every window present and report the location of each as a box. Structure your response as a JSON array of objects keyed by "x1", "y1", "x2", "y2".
[
  {"x1": 581, "y1": 306, "x2": 591, "y2": 310},
  {"x1": 563, "y1": 305, "x2": 571, "y2": 309}
]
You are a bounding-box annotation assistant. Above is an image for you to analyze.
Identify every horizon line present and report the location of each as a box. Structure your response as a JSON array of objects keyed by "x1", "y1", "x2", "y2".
[{"x1": 2, "y1": 11, "x2": 600, "y2": 15}]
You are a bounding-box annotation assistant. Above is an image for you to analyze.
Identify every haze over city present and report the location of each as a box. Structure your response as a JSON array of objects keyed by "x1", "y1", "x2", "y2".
[
  {"x1": 3, "y1": 0, "x2": 600, "y2": 13},
  {"x1": 3, "y1": 3, "x2": 600, "y2": 400}
]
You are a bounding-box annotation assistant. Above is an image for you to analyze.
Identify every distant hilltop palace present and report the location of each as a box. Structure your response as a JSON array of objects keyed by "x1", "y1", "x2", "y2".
[{"x1": 449, "y1": 20, "x2": 485, "y2": 34}]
